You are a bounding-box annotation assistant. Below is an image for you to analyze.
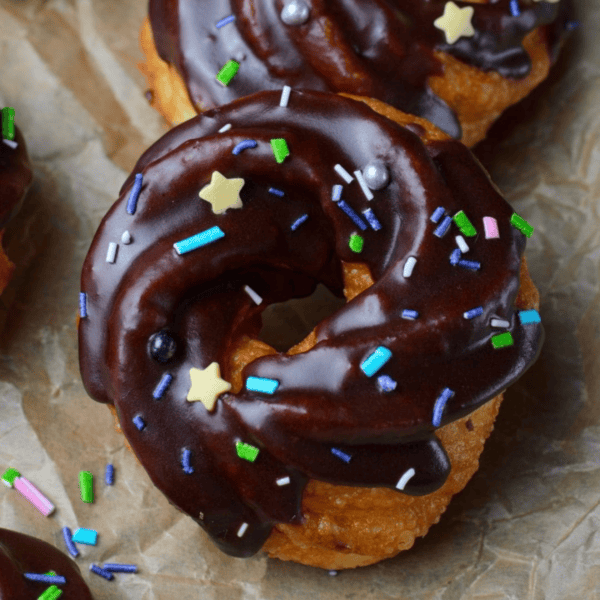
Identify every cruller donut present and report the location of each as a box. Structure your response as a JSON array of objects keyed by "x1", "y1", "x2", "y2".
[
  {"x1": 140, "y1": 0, "x2": 571, "y2": 145},
  {"x1": 79, "y1": 89, "x2": 543, "y2": 568}
]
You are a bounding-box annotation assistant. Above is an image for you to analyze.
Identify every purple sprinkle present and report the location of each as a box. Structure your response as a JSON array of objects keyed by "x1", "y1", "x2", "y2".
[
  {"x1": 291, "y1": 214, "x2": 309, "y2": 230},
  {"x1": 509, "y1": 0, "x2": 520, "y2": 16},
  {"x1": 182, "y1": 448, "x2": 194, "y2": 474},
  {"x1": 449, "y1": 248, "x2": 462, "y2": 266},
  {"x1": 153, "y1": 373, "x2": 173, "y2": 399},
  {"x1": 90, "y1": 564, "x2": 114, "y2": 581},
  {"x1": 430, "y1": 207, "x2": 446, "y2": 223},
  {"x1": 402, "y1": 309, "x2": 419, "y2": 320},
  {"x1": 232, "y1": 139, "x2": 258, "y2": 155},
  {"x1": 216, "y1": 14, "x2": 235, "y2": 28},
  {"x1": 432, "y1": 388, "x2": 455, "y2": 427},
  {"x1": 133, "y1": 415, "x2": 146, "y2": 431},
  {"x1": 337, "y1": 200, "x2": 367, "y2": 231},
  {"x1": 362, "y1": 208, "x2": 382, "y2": 231},
  {"x1": 331, "y1": 448, "x2": 352, "y2": 463},
  {"x1": 458, "y1": 259, "x2": 481, "y2": 271},
  {"x1": 79, "y1": 292, "x2": 87, "y2": 318},
  {"x1": 433, "y1": 215, "x2": 452, "y2": 237},
  {"x1": 377, "y1": 375, "x2": 397, "y2": 392},
  {"x1": 464, "y1": 306, "x2": 484, "y2": 319},
  {"x1": 62, "y1": 527, "x2": 79, "y2": 558},
  {"x1": 268, "y1": 187, "x2": 285, "y2": 197},
  {"x1": 102, "y1": 563, "x2": 138, "y2": 573},
  {"x1": 105, "y1": 463, "x2": 114, "y2": 486},
  {"x1": 24, "y1": 573, "x2": 67, "y2": 585},
  {"x1": 126, "y1": 174, "x2": 143, "y2": 215}
]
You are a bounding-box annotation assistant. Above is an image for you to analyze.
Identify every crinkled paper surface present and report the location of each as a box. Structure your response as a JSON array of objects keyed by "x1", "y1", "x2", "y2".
[{"x1": 0, "y1": 0, "x2": 598, "y2": 598}]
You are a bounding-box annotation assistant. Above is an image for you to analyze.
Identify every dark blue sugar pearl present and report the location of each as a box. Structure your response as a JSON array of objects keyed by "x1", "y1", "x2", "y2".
[{"x1": 149, "y1": 331, "x2": 177, "y2": 363}]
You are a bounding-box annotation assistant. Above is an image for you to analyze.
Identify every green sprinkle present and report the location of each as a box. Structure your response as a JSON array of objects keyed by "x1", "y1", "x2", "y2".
[
  {"x1": 38, "y1": 585, "x2": 62, "y2": 600},
  {"x1": 1, "y1": 467, "x2": 21, "y2": 487},
  {"x1": 270, "y1": 138, "x2": 290, "y2": 163},
  {"x1": 44, "y1": 572, "x2": 57, "y2": 577},
  {"x1": 216, "y1": 60, "x2": 240, "y2": 86},
  {"x1": 491, "y1": 332, "x2": 514, "y2": 349},
  {"x1": 236, "y1": 441, "x2": 260, "y2": 462},
  {"x1": 79, "y1": 471, "x2": 93, "y2": 503},
  {"x1": 510, "y1": 213, "x2": 534, "y2": 238},
  {"x1": 1, "y1": 107, "x2": 15, "y2": 141},
  {"x1": 349, "y1": 234, "x2": 364, "y2": 253},
  {"x1": 453, "y1": 210, "x2": 477, "y2": 237}
]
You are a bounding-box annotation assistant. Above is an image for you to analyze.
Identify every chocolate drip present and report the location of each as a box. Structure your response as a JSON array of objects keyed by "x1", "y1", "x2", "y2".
[{"x1": 79, "y1": 91, "x2": 542, "y2": 556}]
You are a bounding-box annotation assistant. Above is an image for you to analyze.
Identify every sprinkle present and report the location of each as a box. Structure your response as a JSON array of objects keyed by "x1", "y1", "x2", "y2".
[
  {"x1": 182, "y1": 448, "x2": 194, "y2": 474},
  {"x1": 187, "y1": 364, "x2": 231, "y2": 411},
  {"x1": 38, "y1": 585, "x2": 62, "y2": 600},
  {"x1": 105, "y1": 464, "x2": 114, "y2": 486},
  {"x1": 511, "y1": 213, "x2": 534, "y2": 238},
  {"x1": 349, "y1": 233, "x2": 364, "y2": 253},
  {"x1": 268, "y1": 187, "x2": 285, "y2": 197},
  {"x1": 360, "y1": 346, "x2": 392, "y2": 377},
  {"x1": 79, "y1": 470, "x2": 93, "y2": 503},
  {"x1": 290, "y1": 214, "x2": 309, "y2": 230},
  {"x1": 491, "y1": 332, "x2": 514, "y2": 349},
  {"x1": 337, "y1": 201, "x2": 367, "y2": 230},
  {"x1": 403, "y1": 256, "x2": 417, "y2": 278},
  {"x1": 153, "y1": 373, "x2": 173, "y2": 399},
  {"x1": 433, "y1": 215, "x2": 453, "y2": 238},
  {"x1": 72, "y1": 528, "x2": 98, "y2": 546},
  {"x1": 216, "y1": 60, "x2": 240, "y2": 86},
  {"x1": 491, "y1": 318, "x2": 510, "y2": 328},
  {"x1": 243, "y1": 285, "x2": 262, "y2": 305},
  {"x1": 430, "y1": 207, "x2": 446, "y2": 223},
  {"x1": 396, "y1": 468, "x2": 416, "y2": 490},
  {"x1": 237, "y1": 522, "x2": 249, "y2": 537},
  {"x1": 276, "y1": 476, "x2": 291, "y2": 486},
  {"x1": 126, "y1": 174, "x2": 143, "y2": 215},
  {"x1": 2, "y1": 467, "x2": 21, "y2": 487},
  {"x1": 483, "y1": 216, "x2": 499, "y2": 239},
  {"x1": 13, "y1": 477, "x2": 55, "y2": 516},
  {"x1": 236, "y1": 441, "x2": 260, "y2": 462},
  {"x1": 455, "y1": 235, "x2": 469, "y2": 253},
  {"x1": 133, "y1": 415, "x2": 146, "y2": 431},
  {"x1": 102, "y1": 564, "x2": 138, "y2": 573},
  {"x1": 24, "y1": 574, "x2": 67, "y2": 585},
  {"x1": 121, "y1": 230, "x2": 132, "y2": 244},
  {"x1": 173, "y1": 226, "x2": 225, "y2": 255},
  {"x1": 2, "y1": 139, "x2": 17, "y2": 149},
  {"x1": 566, "y1": 20, "x2": 580, "y2": 30},
  {"x1": 331, "y1": 447, "x2": 352, "y2": 463},
  {"x1": 106, "y1": 242, "x2": 118, "y2": 264},
  {"x1": 1, "y1": 107, "x2": 15, "y2": 141},
  {"x1": 246, "y1": 376, "x2": 279, "y2": 394},
  {"x1": 279, "y1": 85, "x2": 292, "y2": 107},
  {"x1": 331, "y1": 184, "x2": 343, "y2": 202},
  {"x1": 354, "y1": 170, "x2": 375, "y2": 201},
  {"x1": 89, "y1": 564, "x2": 114, "y2": 581},
  {"x1": 433, "y1": 2, "x2": 475, "y2": 44},
  {"x1": 401, "y1": 309, "x2": 419, "y2": 320},
  {"x1": 218, "y1": 123, "x2": 232, "y2": 133},
  {"x1": 362, "y1": 207, "x2": 382, "y2": 231},
  {"x1": 271, "y1": 138, "x2": 290, "y2": 163},
  {"x1": 450, "y1": 248, "x2": 461, "y2": 266},
  {"x1": 215, "y1": 14, "x2": 235, "y2": 28},
  {"x1": 463, "y1": 306, "x2": 483, "y2": 319},
  {"x1": 334, "y1": 164, "x2": 354, "y2": 183},
  {"x1": 62, "y1": 527, "x2": 79, "y2": 558},
  {"x1": 377, "y1": 375, "x2": 397, "y2": 392},
  {"x1": 458, "y1": 259, "x2": 481, "y2": 270},
  {"x1": 519, "y1": 309, "x2": 541, "y2": 324},
  {"x1": 232, "y1": 139, "x2": 258, "y2": 155},
  {"x1": 509, "y1": 0, "x2": 521, "y2": 16},
  {"x1": 432, "y1": 388, "x2": 454, "y2": 427},
  {"x1": 453, "y1": 210, "x2": 477, "y2": 237}
]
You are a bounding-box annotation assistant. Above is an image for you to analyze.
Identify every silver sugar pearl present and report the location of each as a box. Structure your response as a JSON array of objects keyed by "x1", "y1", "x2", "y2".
[
  {"x1": 363, "y1": 161, "x2": 389, "y2": 190},
  {"x1": 281, "y1": 0, "x2": 310, "y2": 26}
]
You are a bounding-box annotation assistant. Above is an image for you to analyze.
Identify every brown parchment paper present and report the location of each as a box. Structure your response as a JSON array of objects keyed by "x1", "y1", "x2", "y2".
[{"x1": 0, "y1": 0, "x2": 598, "y2": 598}]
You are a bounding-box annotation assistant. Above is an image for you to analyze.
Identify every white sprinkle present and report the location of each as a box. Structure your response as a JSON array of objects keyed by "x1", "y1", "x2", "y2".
[
  {"x1": 491, "y1": 318, "x2": 510, "y2": 328},
  {"x1": 334, "y1": 164, "x2": 354, "y2": 184},
  {"x1": 276, "y1": 476, "x2": 291, "y2": 486},
  {"x1": 279, "y1": 85, "x2": 292, "y2": 107},
  {"x1": 331, "y1": 184, "x2": 343, "y2": 202},
  {"x1": 199, "y1": 511, "x2": 204, "y2": 520},
  {"x1": 237, "y1": 522, "x2": 249, "y2": 537},
  {"x1": 106, "y1": 242, "x2": 118, "y2": 264},
  {"x1": 2, "y1": 139, "x2": 18, "y2": 149},
  {"x1": 396, "y1": 468, "x2": 416, "y2": 490},
  {"x1": 218, "y1": 123, "x2": 232, "y2": 133},
  {"x1": 243, "y1": 285, "x2": 262, "y2": 305},
  {"x1": 403, "y1": 256, "x2": 417, "y2": 278},
  {"x1": 354, "y1": 170, "x2": 374, "y2": 201},
  {"x1": 455, "y1": 235, "x2": 469, "y2": 253},
  {"x1": 121, "y1": 230, "x2": 132, "y2": 245}
]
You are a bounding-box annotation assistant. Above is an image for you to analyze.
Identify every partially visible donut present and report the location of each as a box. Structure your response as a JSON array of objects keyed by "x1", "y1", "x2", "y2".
[
  {"x1": 79, "y1": 90, "x2": 543, "y2": 567},
  {"x1": 140, "y1": 0, "x2": 572, "y2": 145}
]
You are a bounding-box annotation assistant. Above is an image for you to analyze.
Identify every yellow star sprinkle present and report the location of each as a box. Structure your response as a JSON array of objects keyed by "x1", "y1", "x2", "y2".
[
  {"x1": 434, "y1": 2, "x2": 475, "y2": 45},
  {"x1": 199, "y1": 171, "x2": 245, "y2": 214},
  {"x1": 186, "y1": 363, "x2": 232, "y2": 412}
]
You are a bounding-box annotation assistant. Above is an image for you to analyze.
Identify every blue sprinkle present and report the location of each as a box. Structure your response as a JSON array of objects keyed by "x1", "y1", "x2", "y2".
[
  {"x1": 458, "y1": 259, "x2": 481, "y2": 270},
  {"x1": 432, "y1": 388, "x2": 454, "y2": 427},
  {"x1": 62, "y1": 527, "x2": 79, "y2": 558},
  {"x1": 433, "y1": 215, "x2": 453, "y2": 237},
  {"x1": 360, "y1": 346, "x2": 392, "y2": 377},
  {"x1": 291, "y1": 214, "x2": 309, "y2": 230},
  {"x1": 72, "y1": 528, "x2": 98, "y2": 546},
  {"x1": 126, "y1": 173, "x2": 143, "y2": 215},
  {"x1": 331, "y1": 184, "x2": 343, "y2": 202},
  {"x1": 182, "y1": 448, "x2": 194, "y2": 474},
  {"x1": 216, "y1": 14, "x2": 235, "y2": 28},
  {"x1": 464, "y1": 306, "x2": 484, "y2": 319},
  {"x1": 268, "y1": 187, "x2": 285, "y2": 197},
  {"x1": 133, "y1": 415, "x2": 146, "y2": 431},
  {"x1": 337, "y1": 200, "x2": 367, "y2": 231},
  {"x1": 430, "y1": 206, "x2": 446, "y2": 223},
  {"x1": 331, "y1": 448, "x2": 352, "y2": 463},
  {"x1": 519, "y1": 309, "x2": 541, "y2": 324},
  {"x1": 450, "y1": 248, "x2": 462, "y2": 265},
  {"x1": 153, "y1": 373, "x2": 173, "y2": 399},
  {"x1": 402, "y1": 309, "x2": 419, "y2": 320},
  {"x1": 24, "y1": 573, "x2": 67, "y2": 585},
  {"x1": 174, "y1": 226, "x2": 225, "y2": 254},
  {"x1": 566, "y1": 20, "x2": 580, "y2": 30},
  {"x1": 90, "y1": 564, "x2": 114, "y2": 581},
  {"x1": 246, "y1": 376, "x2": 279, "y2": 394},
  {"x1": 232, "y1": 139, "x2": 258, "y2": 155},
  {"x1": 377, "y1": 375, "x2": 397, "y2": 392},
  {"x1": 102, "y1": 563, "x2": 138, "y2": 573},
  {"x1": 509, "y1": 0, "x2": 520, "y2": 16},
  {"x1": 105, "y1": 463, "x2": 114, "y2": 486},
  {"x1": 362, "y1": 208, "x2": 382, "y2": 231},
  {"x1": 79, "y1": 292, "x2": 87, "y2": 318}
]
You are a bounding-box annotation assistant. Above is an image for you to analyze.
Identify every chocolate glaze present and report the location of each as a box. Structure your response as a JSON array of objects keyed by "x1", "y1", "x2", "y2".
[
  {"x1": 148, "y1": 0, "x2": 570, "y2": 137},
  {"x1": 0, "y1": 528, "x2": 93, "y2": 600},
  {"x1": 79, "y1": 90, "x2": 543, "y2": 557}
]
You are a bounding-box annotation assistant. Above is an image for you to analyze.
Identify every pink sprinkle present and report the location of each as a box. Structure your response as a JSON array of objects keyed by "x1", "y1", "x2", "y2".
[
  {"x1": 483, "y1": 216, "x2": 499, "y2": 239},
  {"x1": 14, "y1": 477, "x2": 55, "y2": 516}
]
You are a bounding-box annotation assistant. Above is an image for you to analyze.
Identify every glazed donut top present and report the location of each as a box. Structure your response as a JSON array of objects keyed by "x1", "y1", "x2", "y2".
[
  {"x1": 79, "y1": 90, "x2": 543, "y2": 557},
  {"x1": 149, "y1": 0, "x2": 570, "y2": 137},
  {"x1": 0, "y1": 528, "x2": 93, "y2": 600}
]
